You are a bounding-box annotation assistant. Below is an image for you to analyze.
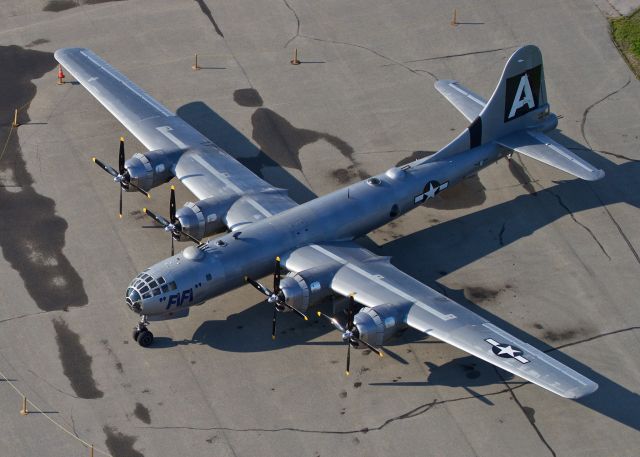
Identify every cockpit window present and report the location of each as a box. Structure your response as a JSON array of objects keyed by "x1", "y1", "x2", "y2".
[
  {"x1": 161, "y1": 284, "x2": 169, "y2": 293},
  {"x1": 153, "y1": 288, "x2": 160, "y2": 296},
  {"x1": 168, "y1": 281, "x2": 177, "y2": 291},
  {"x1": 149, "y1": 281, "x2": 158, "y2": 289},
  {"x1": 142, "y1": 292, "x2": 151, "y2": 299},
  {"x1": 157, "y1": 276, "x2": 166, "y2": 284},
  {"x1": 140, "y1": 285, "x2": 149, "y2": 293}
]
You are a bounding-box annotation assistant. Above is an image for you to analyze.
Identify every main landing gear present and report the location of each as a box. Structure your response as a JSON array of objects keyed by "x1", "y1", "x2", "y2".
[{"x1": 133, "y1": 315, "x2": 154, "y2": 347}]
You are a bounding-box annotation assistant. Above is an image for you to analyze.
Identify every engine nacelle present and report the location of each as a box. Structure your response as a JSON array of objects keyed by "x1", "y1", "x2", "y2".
[
  {"x1": 353, "y1": 304, "x2": 408, "y2": 348},
  {"x1": 125, "y1": 149, "x2": 181, "y2": 192},
  {"x1": 279, "y1": 265, "x2": 340, "y2": 313},
  {"x1": 175, "y1": 195, "x2": 236, "y2": 241}
]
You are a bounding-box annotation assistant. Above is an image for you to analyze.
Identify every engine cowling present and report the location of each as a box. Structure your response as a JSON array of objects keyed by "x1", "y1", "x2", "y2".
[
  {"x1": 125, "y1": 149, "x2": 181, "y2": 192},
  {"x1": 353, "y1": 304, "x2": 408, "y2": 348},
  {"x1": 174, "y1": 195, "x2": 236, "y2": 241},
  {"x1": 278, "y1": 265, "x2": 340, "y2": 313}
]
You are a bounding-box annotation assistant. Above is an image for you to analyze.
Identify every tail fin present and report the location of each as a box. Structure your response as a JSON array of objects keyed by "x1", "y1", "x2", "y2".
[
  {"x1": 432, "y1": 45, "x2": 604, "y2": 181},
  {"x1": 473, "y1": 44, "x2": 552, "y2": 147}
]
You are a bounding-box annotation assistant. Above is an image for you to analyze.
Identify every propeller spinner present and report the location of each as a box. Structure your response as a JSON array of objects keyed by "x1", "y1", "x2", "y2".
[
  {"x1": 92, "y1": 137, "x2": 150, "y2": 218},
  {"x1": 317, "y1": 294, "x2": 383, "y2": 375},
  {"x1": 143, "y1": 185, "x2": 202, "y2": 255},
  {"x1": 245, "y1": 257, "x2": 308, "y2": 339}
]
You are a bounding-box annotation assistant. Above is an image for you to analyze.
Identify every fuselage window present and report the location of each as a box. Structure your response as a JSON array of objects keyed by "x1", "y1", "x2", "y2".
[
  {"x1": 206, "y1": 273, "x2": 212, "y2": 281},
  {"x1": 168, "y1": 281, "x2": 177, "y2": 291}
]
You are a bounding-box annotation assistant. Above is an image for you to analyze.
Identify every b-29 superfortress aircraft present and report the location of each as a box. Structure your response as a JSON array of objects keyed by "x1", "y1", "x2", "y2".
[{"x1": 56, "y1": 45, "x2": 603, "y2": 399}]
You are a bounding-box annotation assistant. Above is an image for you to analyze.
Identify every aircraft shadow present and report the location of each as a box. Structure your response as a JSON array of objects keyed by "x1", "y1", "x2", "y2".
[
  {"x1": 176, "y1": 101, "x2": 317, "y2": 204},
  {"x1": 190, "y1": 299, "x2": 427, "y2": 353},
  {"x1": 172, "y1": 103, "x2": 639, "y2": 431}
]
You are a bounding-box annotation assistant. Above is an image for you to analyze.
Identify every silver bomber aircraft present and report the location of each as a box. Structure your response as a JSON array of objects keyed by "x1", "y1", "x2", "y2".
[{"x1": 56, "y1": 45, "x2": 603, "y2": 399}]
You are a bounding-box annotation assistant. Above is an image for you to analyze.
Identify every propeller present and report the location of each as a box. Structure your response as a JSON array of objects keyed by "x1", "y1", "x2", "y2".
[
  {"x1": 92, "y1": 137, "x2": 150, "y2": 218},
  {"x1": 143, "y1": 185, "x2": 202, "y2": 255},
  {"x1": 245, "y1": 256, "x2": 308, "y2": 339},
  {"x1": 317, "y1": 294, "x2": 383, "y2": 375}
]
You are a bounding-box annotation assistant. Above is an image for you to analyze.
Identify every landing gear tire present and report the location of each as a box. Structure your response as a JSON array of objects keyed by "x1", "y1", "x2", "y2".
[
  {"x1": 137, "y1": 329, "x2": 154, "y2": 347},
  {"x1": 132, "y1": 328, "x2": 141, "y2": 341}
]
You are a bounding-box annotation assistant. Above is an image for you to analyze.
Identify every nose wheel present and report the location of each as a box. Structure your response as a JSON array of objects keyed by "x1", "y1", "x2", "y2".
[{"x1": 133, "y1": 315, "x2": 154, "y2": 347}]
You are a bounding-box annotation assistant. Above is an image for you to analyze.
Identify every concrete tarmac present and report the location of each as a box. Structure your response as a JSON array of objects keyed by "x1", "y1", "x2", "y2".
[{"x1": 0, "y1": 1, "x2": 638, "y2": 456}]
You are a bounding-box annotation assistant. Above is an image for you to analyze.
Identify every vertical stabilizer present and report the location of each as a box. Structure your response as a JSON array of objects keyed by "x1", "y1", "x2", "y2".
[{"x1": 477, "y1": 45, "x2": 551, "y2": 145}]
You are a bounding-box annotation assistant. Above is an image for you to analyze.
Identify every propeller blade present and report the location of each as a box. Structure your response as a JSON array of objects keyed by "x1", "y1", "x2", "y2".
[
  {"x1": 271, "y1": 305, "x2": 278, "y2": 340},
  {"x1": 355, "y1": 338, "x2": 384, "y2": 357},
  {"x1": 282, "y1": 302, "x2": 308, "y2": 321},
  {"x1": 118, "y1": 137, "x2": 125, "y2": 175},
  {"x1": 347, "y1": 295, "x2": 355, "y2": 329},
  {"x1": 171, "y1": 235, "x2": 174, "y2": 256},
  {"x1": 119, "y1": 185, "x2": 123, "y2": 218},
  {"x1": 245, "y1": 276, "x2": 273, "y2": 297},
  {"x1": 128, "y1": 180, "x2": 150, "y2": 198},
  {"x1": 170, "y1": 185, "x2": 176, "y2": 223},
  {"x1": 180, "y1": 230, "x2": 202, "y2": 245},
  {"x1": 346, "y1": 342, "x2": 351, "y2": 376},
  {"x1": 316, "y1": 311, "x2": 346, "y2": 333},
  {"x1": 92, "y1": 157, "x2": 118, "y2": 178},
  {"x1": 143, "y1": 208, "x2": 171, "y2": 228},
  {"x1": 273, "y1": 256, "x2": 281, "y2": 294}
]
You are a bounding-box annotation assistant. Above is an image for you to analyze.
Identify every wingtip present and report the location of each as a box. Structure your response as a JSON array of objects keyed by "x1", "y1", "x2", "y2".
[{"x1": 91, "y1": 157, "x2": 96, "y2": 163}]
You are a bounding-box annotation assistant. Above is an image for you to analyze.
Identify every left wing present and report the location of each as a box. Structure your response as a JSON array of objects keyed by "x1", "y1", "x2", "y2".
[
  {"x1": 289, "y1": 242, "x2": 597, "y2": 399},
  {"x1": 56, "y1": 48, "x2": 297, "y2": 229}
]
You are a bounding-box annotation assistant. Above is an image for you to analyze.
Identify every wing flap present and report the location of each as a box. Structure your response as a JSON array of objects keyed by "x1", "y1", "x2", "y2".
[
  {"x1": 497, "y1": 130, "x2": 604, "y2": 181},
  {"x1": 435, "y1": 80, "x2": 487, "y2": 122}
]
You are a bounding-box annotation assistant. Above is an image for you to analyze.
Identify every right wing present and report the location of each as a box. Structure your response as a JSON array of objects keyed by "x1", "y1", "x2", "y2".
[
  {"x1": 287, "y1": 242, "x2": 598, "y2": 399},
  {"x1": 497, "y1": 130, "x2": 605, "y2": 181},
  {"x1": 435, "y1": 80, "x2": 487, "y2": 122}
]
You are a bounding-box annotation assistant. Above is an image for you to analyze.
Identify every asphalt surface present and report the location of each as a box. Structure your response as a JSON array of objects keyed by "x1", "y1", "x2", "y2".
[{"x1": 0, "y1": 1, "x2": 639, "y2": 456}]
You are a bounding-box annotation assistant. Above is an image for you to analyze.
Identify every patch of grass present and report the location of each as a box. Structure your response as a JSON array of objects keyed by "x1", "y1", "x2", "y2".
[{"x1": 611, "y1": 8, "x2": 640, "y2": 77}]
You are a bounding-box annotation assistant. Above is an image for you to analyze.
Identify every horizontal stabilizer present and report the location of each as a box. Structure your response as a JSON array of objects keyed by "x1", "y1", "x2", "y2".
[
  {"x1": 497, "y1": 130, "x2": 604, "y2": 181},
  {"x1": 435, "y1": 80, "x2": 487, "y2": 122}
]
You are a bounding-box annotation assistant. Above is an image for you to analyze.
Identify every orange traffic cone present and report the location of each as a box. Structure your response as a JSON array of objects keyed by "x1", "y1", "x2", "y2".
[{"x1": 57, "y1": 64, "x2": 65, "y2": 85}]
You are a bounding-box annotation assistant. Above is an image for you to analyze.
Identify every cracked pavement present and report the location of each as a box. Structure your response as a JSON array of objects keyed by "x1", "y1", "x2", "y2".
[{"x1": 0, "y1": 1, "x2": 639, "y2": 456}]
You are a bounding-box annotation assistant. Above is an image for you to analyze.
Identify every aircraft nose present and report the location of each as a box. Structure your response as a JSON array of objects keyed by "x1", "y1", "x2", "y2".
[
  {"x1": 125, "y1": 288, "x2": 142, "y2": 314},
  {"x1": 126, "y1": 270, "x2": 175, "y2": 316}
]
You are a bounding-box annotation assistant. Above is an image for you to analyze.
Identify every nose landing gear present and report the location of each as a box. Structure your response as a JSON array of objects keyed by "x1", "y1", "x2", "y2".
[{"x1": 133, "y1": 315, "x2": 154, "y2": 347}]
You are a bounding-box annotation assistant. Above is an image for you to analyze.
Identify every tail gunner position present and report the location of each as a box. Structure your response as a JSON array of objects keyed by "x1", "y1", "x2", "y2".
[{"x1": 57, "y1": 45, "x2": 603, "y2": 399}]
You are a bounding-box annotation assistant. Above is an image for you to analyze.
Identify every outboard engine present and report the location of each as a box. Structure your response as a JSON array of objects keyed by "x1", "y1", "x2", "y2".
[{"x1": 126, "y1": 149, "x2": 180, "y2": 191}]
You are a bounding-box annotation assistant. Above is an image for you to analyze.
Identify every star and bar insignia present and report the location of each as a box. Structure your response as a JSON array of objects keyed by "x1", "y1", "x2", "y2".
[
  {"x1": 414, "y1": 180, "x2": 449, "y2": 204},
  {"x1": 485, "y1": 338, "x2": 530, "y2": 364}
]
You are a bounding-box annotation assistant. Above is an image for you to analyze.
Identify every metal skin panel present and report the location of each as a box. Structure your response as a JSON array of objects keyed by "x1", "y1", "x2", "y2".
[{"x1": 60, "y1": 45, "x2": 603, "y2": 398}]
